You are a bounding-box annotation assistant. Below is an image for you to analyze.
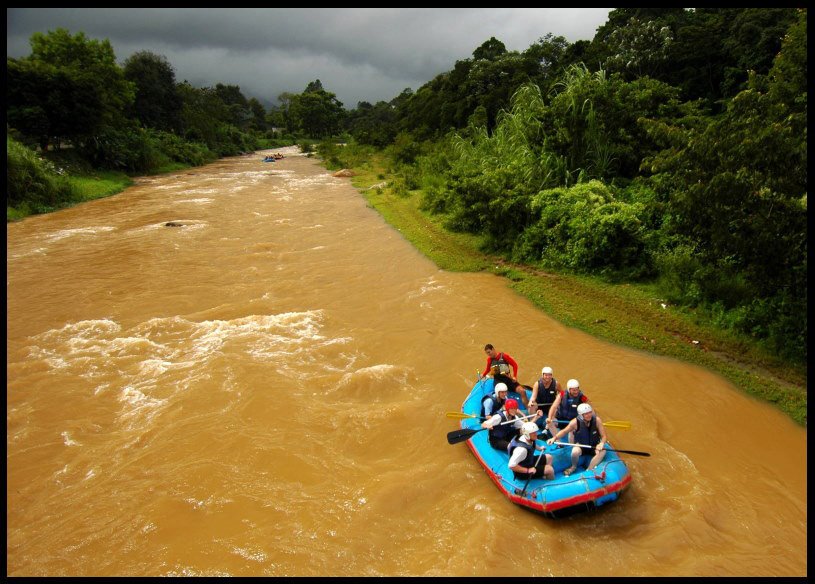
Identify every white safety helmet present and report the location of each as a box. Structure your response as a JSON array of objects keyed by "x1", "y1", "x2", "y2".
[
  {"x1": 541, "y1": 366, "x2": 553, "y2": 375},
  {"x1": 567, "y1": 379, "x2": 580, "y2": 390},
  {"x1": 521, "y1": 422, "x2": 539, "y2": 437},
  {"x1": 577, "y1": 403, "x2": 593, "y2": 416},
  {"x1": 494, "y1": 382, "x2": 509, "y2": 395}
]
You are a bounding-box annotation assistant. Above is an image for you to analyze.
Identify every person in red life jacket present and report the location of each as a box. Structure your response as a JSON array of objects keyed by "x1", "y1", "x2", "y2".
[
  {"x1": 480, "y1": 398, "x2": 527, "y2": 452},
  {"x1": 545, "y1": 378, "x2": 590, "y2": 441},
  {"x1": 529, "y1": 365, "x2": 561, "y2": 435},
  {"x1": 508, "y1": 422, "x2": 554, "y2": 480},
  {"x1": 547, "y1": 403, "x2": 607, "y2": 476},
  {"x1": 481, "y1": 344, "x2": 528, "y2": 407}
]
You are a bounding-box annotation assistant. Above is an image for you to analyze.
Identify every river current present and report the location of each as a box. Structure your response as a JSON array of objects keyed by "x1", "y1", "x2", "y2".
[{"x1": 6, "y1": 148, "x2": 806, "y2": 576}]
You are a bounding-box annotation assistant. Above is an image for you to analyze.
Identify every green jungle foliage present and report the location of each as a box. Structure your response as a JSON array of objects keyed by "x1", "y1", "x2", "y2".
[
  {"x1": 7, "y1": 134, "x2": 78, "y2": 216},
  {"x1": 345, "y1": 8, "x2": 807, "y2": 364}
]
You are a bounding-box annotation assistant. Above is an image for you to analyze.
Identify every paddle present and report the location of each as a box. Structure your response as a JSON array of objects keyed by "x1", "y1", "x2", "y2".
[
  {"x1": 446, "y1": 402, "x2": 555, "y2": 421},
  {"x1": 446, "y1": 412, "x2": 486, "y2": 420},
  {"x1": 552, "y1": 441, "x2": 650, "y2": 457},
  {"x1": 446, "y1": 413, "x2": 537, "y2": 445},
  {"x1": 518, "y1": 443, "x2": 549, "y2": 496},
  {"x1": 550, "y1": 418, "x2": 632, "y2": 430},
  {"x1": 542, "y1": 416, "x2": 632, "y2": 430},
  {"x1": 601, "y1": 420, "x2": 632, "y2": 430}
]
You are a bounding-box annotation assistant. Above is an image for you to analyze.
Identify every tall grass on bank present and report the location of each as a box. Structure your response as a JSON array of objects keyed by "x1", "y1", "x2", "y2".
[{"x1": 7, "y1": 136, "x2": 79, "y2": 220}]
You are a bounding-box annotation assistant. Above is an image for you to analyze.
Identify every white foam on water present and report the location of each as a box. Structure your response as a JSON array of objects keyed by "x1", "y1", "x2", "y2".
[
  {"x1": 61, "y1": 431, "x2": 81, "y2": 447},
  {"x1": 119, "y1": 385, "x2": 168, "y2": 425},
  {"x1": 283, "y1": 175, "x2": 335, "y2": 189},
  {"x1": 45, "y1": 226, "x2": 115, "y2": 243},
  {"x1": 137, "y1": 358, "x2": 177, "y2": 377},
  {"x1": 231, "y1": 547, "x2": 267, "y2": 562},
  {"x1": 335, "y1": 363, "x2": 408, "y2": 388},
  {"x1": 27, "y1": 310, "x2": 350, "y2": 432},
  {"x1": 180, "y1": 188, "x2": 216, "y2": 195},
  {"x1": 176, "y1": 198, "x2": 213, "y2": 204},
  {"x1": 8, "y1": 246, "x2": 48, "y2": 260},
  {"x1": 407, "y1": 277, "x2": 447, "y2": 300}
]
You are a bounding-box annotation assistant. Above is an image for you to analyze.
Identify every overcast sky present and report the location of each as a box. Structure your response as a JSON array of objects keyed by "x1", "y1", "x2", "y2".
[{"x1": 7, "y1": 8, "x2": 612, "y2": 109}]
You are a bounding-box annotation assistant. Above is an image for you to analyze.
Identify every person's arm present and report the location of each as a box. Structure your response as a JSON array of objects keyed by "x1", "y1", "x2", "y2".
[
  {"x1": 509, "y1": 447, "x2": 533, "y2": 474},
  {"x1": 504, "y1": 353, "x2": 519, "y2": 379},
  {"x1": 482, "y1": 358, "x2": 492, "y2": 378},
  {"x1": 483, "y1": 397, "x2": 496, "y2": 417},
  {"x1": 546, "y1": 393, "x2": 561, "y2": 423},
  {"x1": 548, "y1": 419, "x2": 576, "y2": 443},
  {"x1": 480, "y1": 413, "x2": 501, "y2": 429},
  {"x1": 596, "y1": 417, "x2": 607, "y2": 450},
  {"x1": 529, "y1": 381, "x2": 540, "y2": 405}
]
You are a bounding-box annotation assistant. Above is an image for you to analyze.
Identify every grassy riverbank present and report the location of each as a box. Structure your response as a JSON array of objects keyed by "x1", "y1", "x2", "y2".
[{"x1": 324, "y1": 153, "x2": 807, "y2": 426}]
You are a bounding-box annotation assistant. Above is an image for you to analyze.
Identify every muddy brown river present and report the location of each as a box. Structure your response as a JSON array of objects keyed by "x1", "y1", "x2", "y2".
[{"x1": 6, "y1": 147, "x2": 807, "y2": 576}]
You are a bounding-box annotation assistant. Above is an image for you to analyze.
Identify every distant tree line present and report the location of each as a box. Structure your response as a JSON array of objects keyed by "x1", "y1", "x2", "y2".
[{"x1": 7, "y1": 28, "x2": 346, "y2": 173}]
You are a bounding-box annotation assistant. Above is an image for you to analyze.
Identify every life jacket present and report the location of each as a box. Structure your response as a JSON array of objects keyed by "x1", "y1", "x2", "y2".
[
  {"x1": 574, "y1": 414, "x2": 601, "y2": 447},
  {"x1": 480, "y1": 393, "x2": 506, "y2": 417},
  {"x1": 489, "y1": 410, "x2": 520, "y2": 441},
  {"x1": 489, "y1": 352, "x2": 512, "y2": 376},
  {"x1": 535, "y1": 376, "x2": 559, "y2": 404},
  {"x1": 507, "y1": 437, "x2": 536, "y2": 468},
  {"x1": 557, "y1": 390, "x2": 586, "y2": 421}
]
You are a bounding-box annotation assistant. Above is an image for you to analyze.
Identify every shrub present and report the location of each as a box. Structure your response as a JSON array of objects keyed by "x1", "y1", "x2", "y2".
[
  {"x1": 78, "y1": 126, "x2": 163, "y2": 173},
  {"x1": 7, "y1": 135, "x2": 77, "y2": 215}
]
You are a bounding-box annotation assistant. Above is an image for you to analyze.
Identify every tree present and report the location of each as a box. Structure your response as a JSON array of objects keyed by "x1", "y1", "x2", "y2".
[
  {"x1": 7, "y1": 29, "x2": 134, "y2": 149},
  {"x1": 347, "y1": 100, "x2": 398, "y2": 147},
  {"x1": 473, "y1": 37, "x2": 507, "y2": 61},
  {"x1": 288, "y1": 82, "x2": 345, "y2": 137},
  {"x1": 304, "y1": 79, "x2": 325, "y2": 93},
  {"x1": 122, "y1": 50, "x2": 182, "y2": 132},
  {"x1": 603, "y1": 17, "x2": 674, "y2": 79},
  {"x1": 247, "y1": 97, "x2": 267, "y2": 132},
  {"x1": 639, "y1": 14, "x2": 807, "y2": 358},
  {"x1": 177, "y1": 82, "x2": 230, "y2": 146},
  {"x1": 214, "y1": 83, "x2": 251, "y2": 128}
]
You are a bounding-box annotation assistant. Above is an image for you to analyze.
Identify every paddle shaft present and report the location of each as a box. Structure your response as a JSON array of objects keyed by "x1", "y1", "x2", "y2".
[
  {"x1": 520, "y1": 446, "x2": 548, "y2": 495},
  {"x1": 446, "y1": 413, "x2": 537, "y2": 445},
  {"x1": 551, "y1": 418, "x2": 631, "y2": 429},
  {"x1": 552, "y1": 441, "x2": 650, "y2": 457},
  {"x1": 447, "y1": 401, "x2": 554, "y2": 421}
]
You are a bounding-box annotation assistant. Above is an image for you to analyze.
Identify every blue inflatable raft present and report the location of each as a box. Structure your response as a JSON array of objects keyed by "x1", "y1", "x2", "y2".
[{"x1": 457, "y1": 378, "x2": 632, "y2": 517}]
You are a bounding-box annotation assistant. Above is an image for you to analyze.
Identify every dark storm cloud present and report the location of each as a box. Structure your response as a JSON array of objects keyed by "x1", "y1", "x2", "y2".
[{"x1": 7, "y1": 8, "x2": 611, "y2": 108}]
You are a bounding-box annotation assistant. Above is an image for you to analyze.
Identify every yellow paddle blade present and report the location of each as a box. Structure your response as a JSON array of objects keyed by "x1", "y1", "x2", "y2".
[
  {"x1": 603, "y1": 420, "x2": 632, "y2": 430},
  {"x1": 445, "y1": 412, "x2": 478, "y2": 420}
]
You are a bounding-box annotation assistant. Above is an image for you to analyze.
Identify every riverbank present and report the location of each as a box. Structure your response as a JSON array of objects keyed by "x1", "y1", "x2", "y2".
[{"x1": 323, "y1": 154, "x2": 807, "y2": 426}]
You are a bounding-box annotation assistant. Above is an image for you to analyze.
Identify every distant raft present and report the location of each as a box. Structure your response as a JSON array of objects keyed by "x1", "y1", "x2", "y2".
[
  {"x1": 457, "y1": 378, "x2": 632, "y2": 517},
  {"x1": 262, "y1": 156, "x2": 276, "y2": 162}
]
